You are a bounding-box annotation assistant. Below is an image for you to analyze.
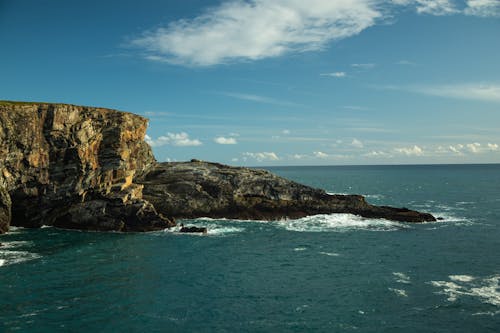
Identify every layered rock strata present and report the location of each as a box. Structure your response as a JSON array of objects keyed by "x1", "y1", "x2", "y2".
[
  {"x1": 0, "y1": 102, "x2": 173, "y2": 233},
  {"x1": 138, "y1": 161, "x2": 436, "y2": 222}
]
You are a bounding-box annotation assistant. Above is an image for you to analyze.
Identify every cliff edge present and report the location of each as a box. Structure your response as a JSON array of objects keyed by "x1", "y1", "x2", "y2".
[{"x1": 0, "y1": 101, "x2": 173, "y2": 233}]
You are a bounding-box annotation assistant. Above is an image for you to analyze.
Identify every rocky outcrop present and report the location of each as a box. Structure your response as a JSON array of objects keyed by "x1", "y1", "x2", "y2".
[
  {"x1": 0, "y1": 101, "x2": 435, "y2": 234},
  {"x1": 138, "y1": 161, "x2": 436, "y2": 222},
  {"x1": 0, "y1": 101, "x2": 173, "y2": 233}
]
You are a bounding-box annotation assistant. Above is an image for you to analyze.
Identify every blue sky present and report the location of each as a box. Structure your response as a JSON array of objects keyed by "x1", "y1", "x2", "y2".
[{"x1": 1, "y1": 0, "x2": 499, "y2": 165}]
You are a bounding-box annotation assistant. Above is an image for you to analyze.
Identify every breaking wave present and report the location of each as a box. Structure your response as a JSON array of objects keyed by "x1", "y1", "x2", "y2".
[
  {"x1": 429, "y1": 274, "x2": 500, "y2": 307},
  {"x1": 274, "y1": 214, "x2": 406, "y2": 233}
]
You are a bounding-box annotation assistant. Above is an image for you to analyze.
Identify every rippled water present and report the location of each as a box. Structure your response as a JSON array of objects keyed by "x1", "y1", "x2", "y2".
[{"x1": 1, "y1": 164, "x2": 499, "y2": 332}]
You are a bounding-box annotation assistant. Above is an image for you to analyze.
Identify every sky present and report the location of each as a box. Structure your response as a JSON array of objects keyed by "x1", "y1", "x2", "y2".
[{"x1": 1, "y1": 0, "x2": 499, "y2": 166}]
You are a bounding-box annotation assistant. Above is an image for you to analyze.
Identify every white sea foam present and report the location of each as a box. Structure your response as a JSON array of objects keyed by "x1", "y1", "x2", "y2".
[
  {"x1": 275, "y1": 214, "x2": 405, "y2": 233},
  {"x1": 393, "y1": 272, "x2": 411, "y2": 284},
  {"x1": 293, "y1": 247, "x2": 307, "y2": 251},
  {"x1": 389, "y1": 288, "x2": 408, "y2": 297},
  {"x1": 449, "y1": 275, "x2": 475, "y2": 282},
  {"x1": 430, "y1": 274, "x2": 500, "y2": 306},
  {"x1": 0, "y1": 241, "x2": 32, "y2": 249},
  {"x1": 319, "y1": 251, "x2": 340, "y2": 257},
  {"x1": 0, "y1": 250, "x2": 41, "y2": 267}
]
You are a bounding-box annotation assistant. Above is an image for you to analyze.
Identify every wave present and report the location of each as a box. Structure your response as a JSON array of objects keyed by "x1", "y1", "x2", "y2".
[
  {"x1": 429, "y1": 274, "x2": 500, "y2": 307},
  {"x1": 393, "y1": 272, "x2": 411, "y2": 284},
  {"x1": 0, "y1": 250, "x2": 41, "y2": 267},
  {"x1": 388, "y1": 288, "x2": 408, "y2": 297},
  {"x1": 274, "y1": 214, "x2": 406, "y2": 233}
]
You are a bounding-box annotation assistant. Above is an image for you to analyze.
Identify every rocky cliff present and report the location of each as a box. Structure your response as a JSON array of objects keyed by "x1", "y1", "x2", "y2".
[
  {"x1": 0, "y1": 101, "x2": 173, "y2": 233},
  {"x1": 0, "y1": 101, "x2": 435, "y2": 234},
  {"x1": 138, "y1": 160, "x2": 436, "y2": 222}
]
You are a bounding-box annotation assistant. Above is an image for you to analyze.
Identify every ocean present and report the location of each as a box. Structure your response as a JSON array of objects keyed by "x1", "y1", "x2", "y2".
[{"x1": 1, "y1": 164, "x2": 499, "y2": 332}]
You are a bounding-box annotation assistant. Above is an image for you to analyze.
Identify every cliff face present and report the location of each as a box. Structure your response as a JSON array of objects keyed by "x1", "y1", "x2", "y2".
[
  {"x1": 138, "y1": 161, "x2": 436, "y2": 222},
  {"x1": 0, "y1": 102, "x2": 173, "y2": 232}
]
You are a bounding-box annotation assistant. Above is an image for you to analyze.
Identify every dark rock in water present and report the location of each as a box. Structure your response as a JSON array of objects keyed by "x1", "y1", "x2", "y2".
[
  {"x1": 179, "y1": 226, "x2": 208, "y2": 234},
  {"x1": 137, "y1": 161, "x2": 436, "y2": 223},
  {"x1": 437, "y1": 217, "x2": 444, "y2": 221},
  {"x1": 0, "y1": 101, "x2": 174, "y2": 232},
  {"x1": 0, "y1": 185, "x2": 11, "y2": 234}
]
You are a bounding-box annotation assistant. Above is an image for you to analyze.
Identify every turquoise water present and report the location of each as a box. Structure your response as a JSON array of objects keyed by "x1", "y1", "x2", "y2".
[{"x1": 1, "y1": 164, "x2": 500, "y2": 332}]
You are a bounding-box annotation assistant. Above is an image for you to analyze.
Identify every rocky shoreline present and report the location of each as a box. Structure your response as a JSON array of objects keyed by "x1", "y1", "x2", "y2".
[{"x1": 0, "y1": 101, "x2": 435, "y2": 234}]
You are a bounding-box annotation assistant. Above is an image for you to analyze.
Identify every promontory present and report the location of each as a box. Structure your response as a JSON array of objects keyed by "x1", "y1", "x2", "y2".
[{"x1": 0, "y1": 101, "x2": 435, "y2": 234}]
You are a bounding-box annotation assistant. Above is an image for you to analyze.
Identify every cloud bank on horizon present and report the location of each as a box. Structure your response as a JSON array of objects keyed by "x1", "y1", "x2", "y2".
[{"x1": 131, "y1": 0, "x2": 500, "y2": 67}]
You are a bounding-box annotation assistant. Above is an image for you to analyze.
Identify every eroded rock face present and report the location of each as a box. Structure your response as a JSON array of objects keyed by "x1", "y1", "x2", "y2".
[
  {"x1": 0, "y1": 185, "x2": 11, "y2": 233},
  {"x1": 0, "y1": 102, "x2": 173, "y2": 232},
  {"x1": 138, "y1": 161, "x2": 436, "y2": 222}
]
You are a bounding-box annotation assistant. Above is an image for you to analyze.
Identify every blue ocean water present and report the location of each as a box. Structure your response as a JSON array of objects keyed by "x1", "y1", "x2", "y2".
[{"x1": 1, "y1": 164, "x2": 500, "y2": 332}]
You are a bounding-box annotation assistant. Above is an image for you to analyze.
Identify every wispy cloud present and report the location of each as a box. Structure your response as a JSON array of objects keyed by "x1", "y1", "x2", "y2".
[
  {"x1": 131, "y1": 0, "x2": 381, "y2": 66},
  {"x1": 217, "y1": 91, "x2": 302, "y2": 107},
  {"x1": 396, "y1": 60, "x2": 417, "y2": 66},
  {"x1": 351, "y1": 63, "x2": 376, "y2": 70},
  {"x1": 320, "y1": 72, "x2": 346, "y2": 78},
  {"x1": 214, "y1": 136, "x2": 238, "y2": 145},
  {"x1": 464, "y1": 0, "x2": 500, "y2": 17},
  {"x1": 145, "y1": 132, "x2": 202, "y2": 147},
  {"x1": 378, "y1": 83, "x2": 500, "y2": 102},
  {"x1": 351, "y1": 138, "x2": 364, "y2": 148},
  {"x1": 391, "y1": 0, "x2": 458, "y2": 15}
]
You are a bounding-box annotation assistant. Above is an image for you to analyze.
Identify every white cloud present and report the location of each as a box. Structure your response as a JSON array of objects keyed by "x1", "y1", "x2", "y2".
[
  {"x1": 448, "y1": 142, "x2": 499, "y2": 155},
  {"x1": 243, "y1": 152, "x2": 280, "y2": 162},
  {"x1": 313, "y1": 151, "x2": 329, "y2": 158},
  {"x1": 145, "y1": 132, "x2": 202, "y2": 147},
  {"x1": 391, "y1": 0, "x2": 458, "y2": 15},
  {"x1": 466, "y1": 142, "x2": 481, "y2": 153},
  {"x1": 464, "y1": 0, "x2": 500, "y2": 17},
  {"x1": 131, "y1": 0, "x2": 381, "y2": 66},
  {"x1": 449, "y1": 145, "x2": 464, "y2": 155},
  {"x1": 290, "y1": 153, "x2": 307, "y2": 160},
  {"x1": 320, "y1": 72, "x2": 346, "y2": 78},
  {"x1": 214, "y1": 136, "x2": 238, "y2": 144},
  {"x1": 487, "y1": 143, "x2": 499, "y2": 151},
  {"x1": 395, "y1": 145, "x2": 424, "y2": 156},
  {"x1": 364, "y1": 150, "x2": 392, "y2": 157},
  {"x1": 282, "y1": 129, "x2": 291, "y2": 135},
  {"x1": 351, "y1": 138, "x2": 364, "y2": 148}
]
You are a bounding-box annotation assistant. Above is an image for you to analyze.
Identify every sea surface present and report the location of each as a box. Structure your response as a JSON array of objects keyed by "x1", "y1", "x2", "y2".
[{"x1": 1, "y1": 164, "x2": 500, "y2": 332}]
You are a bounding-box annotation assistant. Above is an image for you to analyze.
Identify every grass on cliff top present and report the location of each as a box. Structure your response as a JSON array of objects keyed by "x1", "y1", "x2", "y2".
[{"x1": 0, "y1": 100, "x2": 54, "y2": 105}]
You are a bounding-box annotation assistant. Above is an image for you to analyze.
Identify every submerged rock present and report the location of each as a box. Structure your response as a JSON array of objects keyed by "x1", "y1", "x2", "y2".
[
  {"x1": 179, "y1": 225, "x2": 208, "y2": 234},
  {"x1": 0, "y1": 101, "x2": 173, "y2": 232},
  {"x1": 138, "y1": 161, "x2": 436, "y2": 223}
]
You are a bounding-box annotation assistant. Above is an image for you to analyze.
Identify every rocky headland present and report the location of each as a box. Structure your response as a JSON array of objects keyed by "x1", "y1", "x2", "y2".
[{"x1": 0, "y1": 101, "x2": 435, "y2": 234}]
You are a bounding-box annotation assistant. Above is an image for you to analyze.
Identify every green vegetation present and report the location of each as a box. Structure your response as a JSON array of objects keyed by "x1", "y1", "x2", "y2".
[{"x1": 0, "y1": 100, "x2": 52, "y2": 106}]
